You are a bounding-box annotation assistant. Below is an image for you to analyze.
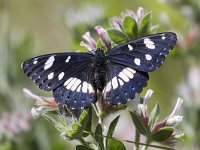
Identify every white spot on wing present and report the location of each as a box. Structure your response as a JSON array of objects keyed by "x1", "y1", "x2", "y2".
[
  {"x1": 134, "y1": 58, "x2": 141, "y2": 66},
  {"x1": 126, "y1": 67, "x2": 136, "y2": 74},
  {"x1": 128, "y1": 44, "x2": 133, "y2": 51},
  {"x1": 58, "y1": 72, "x2": 65, "y2": 80},
  {"x1": 71, "y1": 79, "x2": 81, "y2": 91},
  {"x1": 47, "y1": 72, "x2": 54, "y2": 80},
  {"x1": 105, "y1": 81, "x2": 112, "y2": 92},
  {"x1": 64, "y1": 77, "x2": 73, "y2": 86},
  {"x1": 44, "y1": 56, "x2": 55, "y2": 70},
  {"x1": 33, "y1": 58, "x2": 38, "y2": 64},
  {"x1": 65, "y1": 56, "x2": 71, "y2": 63},
  {"x1": 145, "y1": 54, "x2": 152, "y2": 60},
  {"x1": 118, "y1": 72, "x2": 129, "y2": 82},
  {"x1": 77, "y1": 84, "x2": 82, "y2": 92},
  {"x1": 144, "y1": 38, "x2": 155, "y2": 49},
  {"x1": 118, "y1": 78, "x2": 124, "y2": 86},
  {"x1": 162, "y1": 35, "x2": 166, "y2": 40},
  {"x1": 66, "y1": 78, "x2": 77, "y2": 89},
  {"x1": 88, "y1": 84, "x2": 93, "y2": 93},
  {"x1": 82, "y1": 82, "x2": 88, "y2": 93},
  {"x1": 123, "y1": 68, "x2": 134, "y2": 79},
  {"x1": 111, "y1": 77, "x2": 118, "y2": 89}
]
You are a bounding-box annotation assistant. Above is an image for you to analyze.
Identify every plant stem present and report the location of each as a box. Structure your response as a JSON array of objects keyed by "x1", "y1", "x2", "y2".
[
  {"x1": 141, "y1": 138, "x2": 150, "y2": 150},
  {"x1": 135, "y1": 129, "x2": 140, "y2": 150},
  {"x1": 79, "y1": 137, "x2": 88, "y2": 147}
]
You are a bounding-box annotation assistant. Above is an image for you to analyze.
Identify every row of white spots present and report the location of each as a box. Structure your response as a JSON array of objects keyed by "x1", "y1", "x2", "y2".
[
  {"x1": 128, "y1": 44, "x2": 133, "y2": 51},
  {"x1": 65, "y1": 56, "x2": 71, "y2": 63},
  {"x1": 47, "y1": 72, "x2": 65, "y2": 81},
  {"x1": 44, "y1": 56, "x2": 55, "y2": 70},
  {"x1": 144, "y1": 38, "x2": 155, "y2": 49},
  {"x1": 64, "y1": 77, "x2": 93, "y2": 93},
  {"x1": 105, "y1": 67, "x2": 136, "y2": 92}
]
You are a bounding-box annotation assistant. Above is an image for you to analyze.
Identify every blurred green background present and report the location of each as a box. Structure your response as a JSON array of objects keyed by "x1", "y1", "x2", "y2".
[{"x1": 0, "y1": 0, "x2": 199, "y2": 149}]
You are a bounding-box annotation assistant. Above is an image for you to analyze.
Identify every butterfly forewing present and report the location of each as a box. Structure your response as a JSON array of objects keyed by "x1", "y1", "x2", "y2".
[
  {"x1": 103, "y1": 62, "x2": 149, "y2": 104},
  {"x1": 22, "y1": 53, "x2": 93, "y2": 91},
  {"x1": 106, "y1": 32, "x2": 177, "y2": 72}
]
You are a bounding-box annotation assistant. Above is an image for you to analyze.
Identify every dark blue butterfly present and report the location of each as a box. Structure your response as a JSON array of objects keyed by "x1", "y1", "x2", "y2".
[{"x1": 22, "y1": 32, "x2": 177, "y2": 109}]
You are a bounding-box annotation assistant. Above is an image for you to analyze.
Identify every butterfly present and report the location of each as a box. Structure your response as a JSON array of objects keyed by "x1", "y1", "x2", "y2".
[{"x1": 22, "y1": 32, "x2": 177, "y2": 109}]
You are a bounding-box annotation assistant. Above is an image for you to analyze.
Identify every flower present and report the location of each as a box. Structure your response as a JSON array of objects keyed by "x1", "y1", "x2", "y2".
[
  {"x1": 130, "y1": 90, "x2": 184, "y2": 145},
  {"x1": 80, "y1": 31, "x2": 97, "y2": 53},
  {"x1": 23, "y1": 88, "x2": 58, "y2": 118},
  {"x1": 110, "y1": 7, "x2": 145, "y2": 30},
  {"x1": 95, "y1": 26, "x2": 111, "y2": 50}
]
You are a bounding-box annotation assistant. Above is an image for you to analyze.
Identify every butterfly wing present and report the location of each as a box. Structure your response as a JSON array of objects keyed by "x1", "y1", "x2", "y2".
[
  {"x1": 106, "y1": 32, "x2": 177, "y2": 72},
  {"x1": 103, "y1": 62, "x2": 149, "y2": 105},
  {"x1": 22, "y1": 53, "x2": 97, "y2": 109},
  {"x1": 22, "y1": 53, "x2": 93, "y2": 91}
]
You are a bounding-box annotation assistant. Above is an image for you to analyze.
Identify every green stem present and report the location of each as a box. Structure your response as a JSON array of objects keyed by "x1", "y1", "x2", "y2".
[
  {"x1": 79, "y1": 137, "x2": 88, "y2": 147},
  {"x1": 135, "y1": 129, "x2": 140, "y2": 150},
  {"x1": 92, "y1": 103, "x2": 103, "y2": 125},
  {"x1": 141, "y1": 138, "x2": 150, "y2": 150}
]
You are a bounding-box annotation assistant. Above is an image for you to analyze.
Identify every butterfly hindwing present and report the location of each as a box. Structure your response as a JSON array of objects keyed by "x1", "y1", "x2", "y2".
[
  {"x1": 53, "y1": 67, "x2": 97, "y2": 109},
  {"x1": 22, "y1": 53, "x2": 93, "y2": 91},
  {"x1": 103, "y1": 62, "x2": 149, "y2": 105},
  {"x1": 106, "y1": 32, "x2": 177, "y2": 72}
]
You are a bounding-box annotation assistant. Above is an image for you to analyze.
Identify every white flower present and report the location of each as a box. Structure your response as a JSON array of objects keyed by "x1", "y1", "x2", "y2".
[
  {"x1": 23, "y1": 88, "x2": 58, "y2": 118},
  {"x1": 137, "y1": 89, "x2": 154, "y2": 118},
  {"x1": 95, "y1": 26, "x2": 111, "y2": 50},
  {"x1": 80, "y1": 31, "x2": 97, "y2": 53}
]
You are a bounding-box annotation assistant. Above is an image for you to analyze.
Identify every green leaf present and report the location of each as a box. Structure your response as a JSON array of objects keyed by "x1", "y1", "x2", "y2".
[
  {"x1": 79, "y1": 110, "x2": 88, "y2": 125},
  {"x1": 83, "y1": 107, "x2": 92, "y2": 137},
  {"x1": 76, "y1": 145, "x2": 95, "y2": 150},
  {"x1": 148, "y1": 102, "x2": 160, "y2": 131},
  {"x1": 139, "y1": 12, "x2": 151, "y2": 37},
  {"x1": 106, "y1": 116, "x2": 120, "y2": 149},
  {"x1": 107, "y1": 139, "x2": 126, "y2": 150},
  {"x1": 107, "y1": 29, "x2": 128, "y2": 44},
  {"x1": 66, "y1": 123, "x2": 82, "y2": 139},
  {"x1": 123, "y1": 16, "x2": 138, "y2": 39},
  {"x1": 107, "y1": 116, "x2": 120, "y2": 137},
  {"x1": 130, "y1": 111, "x2": 147, "y2": 135},
  {"x1": 95, "y1": 124, "x2": 104, "y2": 150},
  {"x1": 151, "y1": 127, "x2": 174, "y2": 142}
]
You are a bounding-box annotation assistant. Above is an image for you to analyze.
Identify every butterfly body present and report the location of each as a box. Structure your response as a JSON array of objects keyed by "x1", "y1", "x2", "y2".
[
  {"x1": 22, "y1": 32, "x2": 177, "y2": 109},
  {"x1": 92, "y1": 49, "x2": 107, "y2": 91}
]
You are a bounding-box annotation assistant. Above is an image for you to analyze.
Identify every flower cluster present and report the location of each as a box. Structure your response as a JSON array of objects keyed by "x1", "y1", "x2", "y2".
[
  {"x1": 80, "y1": 7, "x2": 157, "y2": 54},
  {"x1": 130, "y1": 89, "x2": 184, "y2": 146}
]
